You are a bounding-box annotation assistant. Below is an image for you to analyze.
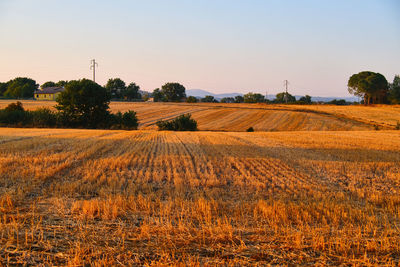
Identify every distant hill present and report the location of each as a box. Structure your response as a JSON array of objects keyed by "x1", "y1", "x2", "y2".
[
  {"x1": 186, "y1": 89, "x2": 242, "y2": 99},
  {"x1": 308, "y1": 96, "x2": 360, "y2": 102},
  {"x1": 187, "y1": 89, "x2": 359, "y2": 103}
]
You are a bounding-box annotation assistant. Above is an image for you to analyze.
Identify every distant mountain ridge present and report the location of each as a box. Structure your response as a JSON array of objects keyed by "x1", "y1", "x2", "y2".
[
  {"x1": 186, "y1": 89, "x2": 242, "y2": 99},
  {"x1": 186, "y1": 89, "x2": 359, "y2": 102}
]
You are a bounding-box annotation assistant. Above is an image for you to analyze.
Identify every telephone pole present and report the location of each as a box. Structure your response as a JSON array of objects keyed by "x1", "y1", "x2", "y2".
[
  {"x1": 90, "y1": 59, "x2": 98, "y2": 82},
  {"x1": 283, "y1": 80, "x2": 289, "y2": 104}
]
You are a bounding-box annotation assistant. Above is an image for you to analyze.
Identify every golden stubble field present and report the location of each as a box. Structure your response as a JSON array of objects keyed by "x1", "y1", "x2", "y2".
[
  {"x1": 2, "y1": 100, "x2": 400, "y2": 131},
  {"x1": 0, "y1": 128, "x2": 399, "y2": 265}
]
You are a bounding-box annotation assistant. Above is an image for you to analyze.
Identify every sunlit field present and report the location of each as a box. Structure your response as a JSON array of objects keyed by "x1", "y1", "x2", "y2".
[
  {"x1": 2, "y1": 100, "x2": 400, "y2": 131},
  {"x1": 1, "y1": 128, "x2": 399, "y2": 265}
]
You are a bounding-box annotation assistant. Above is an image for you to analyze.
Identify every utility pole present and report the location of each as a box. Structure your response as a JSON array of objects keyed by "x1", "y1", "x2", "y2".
[
  {"x1": 90, "y1": 59, "x2": 98, "y2": 82},
  {"x1": 283, "y1": 80, "x2": 289, "y2": 104}
]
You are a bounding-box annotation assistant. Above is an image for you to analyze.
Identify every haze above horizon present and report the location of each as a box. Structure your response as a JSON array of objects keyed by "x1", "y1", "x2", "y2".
[{"x1": 0, "y1": 0, "x2": 399, "y2": 97}]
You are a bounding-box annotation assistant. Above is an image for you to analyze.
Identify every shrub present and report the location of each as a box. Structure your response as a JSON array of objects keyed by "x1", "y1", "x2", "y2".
[
  {"x1": 244, "y1": 93, "x2": 265, "y2": 103},
  {"x1": 246, "y1": 127, "x2": 254, "y2": 132},
  {"x1": 396, "y1": 121, "x2": 400, "y2": 130},
  {"x1": 186, "y1": 96, "x2": 198, "y2": 103},
  {"x1": 328, "y1": 99, "x2": 349, "y2": 105},
  {"x1": 31, "y1": 108, "x2": 57, "y2": 127},
  {"x1": 121, "y1": 111, "x2": 138, "y2": 129},
  {"x1": 0, "y1": 103, "x2": 58, "y2": 128},
  {"x1": 109, "y1": 111, "x2": 139, "y2": 130},
  {"x1": 156, "y1": 114, "x2": 197, "y2": 131},
  {"x1": 0, "y1": 101, "x2": 140, "y2": 130},
  {"x1": 0, "y1": 102, "x2": 31, "y2": 126},
  {"x1": 5, "y1": 101, "x2": 24, "y2": 111},
  {"x1": 201, "y1": 95, "x2": 217, "y2": 103},
  {"x1": 0, "y1": 110, "x2": 31, "y2": 126}
]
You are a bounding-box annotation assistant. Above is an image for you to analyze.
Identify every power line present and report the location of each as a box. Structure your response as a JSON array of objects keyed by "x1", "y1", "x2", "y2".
[
  {"x1": 90, "y1": 59, "x2": 98, "y2": 83},
  {"x1": 283, "y1": 80, "x2": 289, "y2": 104}
]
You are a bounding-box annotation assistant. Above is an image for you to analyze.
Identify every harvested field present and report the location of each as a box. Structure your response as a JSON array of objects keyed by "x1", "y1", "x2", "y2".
[
  {"x1": 284, "y1": 104, "x2": 400, "y2": 129},
  {"x1": 0, "y1": 128, "x2": 399, "y2": 265},
  {"x1": 2, "y1": 100, "x2": 396, "y2": 131}
]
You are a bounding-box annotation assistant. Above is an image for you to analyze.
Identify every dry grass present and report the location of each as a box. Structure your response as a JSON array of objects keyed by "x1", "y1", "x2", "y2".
[
  {"x1": 283, "y1": 104, "x2": 400, "y2": 129},
  {"x1": 0, "y1": 128, "x2": 399, "y2": 265},
  {"x1": 3, "y1": 100, "x2": 398, "y2": 131}
]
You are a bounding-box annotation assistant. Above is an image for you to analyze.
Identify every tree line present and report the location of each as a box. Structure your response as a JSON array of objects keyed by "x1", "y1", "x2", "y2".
[
  {"x1": 145, "y1": 72, "x2": 400, "y2": 105},
  {"x1": 0, "y1": 78, "x2": 199, "y2": 131},
  {"x1": 2, "y1": 75, "x2": 400, "y2": 131},
  {"x1": 185, "y1": 92, "x2": 311, "y2": 104},
  {"x1": 0, "y1": 79, "x2": 138, "y2": 129},
  {"x1": 1, "y1": 71, "x2": 399, "y2": 105},
  {"x1": 0, "y1": 77, "x2": 143, "y2": 101}
]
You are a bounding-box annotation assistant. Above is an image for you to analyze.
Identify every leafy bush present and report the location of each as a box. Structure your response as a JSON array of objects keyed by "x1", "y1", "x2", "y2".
[
  {"x1": 246, "y1": 127, "x2": 254, "y2": 132},
  {"x1": 0, "y1": 104, "x2": 58, "y2": 127},
  {"x1": 121, "y1": 111, "x2": 138, "y2": 129},
  {"x1": 5, "y1": 101, "x2": 24, "y2": 111},
  {"x1": 201, "y1": 95, "x2": 217, "y2": 103},
  {"x1": 328, "y1": 99, "x2": 349, "y2": 105},
  {"x1": 156, "y1": 114, "x2": 197, "y2": 131},
  {"x1": 396, "y1": 121, "x2": 400, "y2": 130},
  {"x1": 110, "y1": 111, "x2": 139, "y2": 130},
  {"x1": 0, "y1": 109, "x2": 31, "y2": 126},
  {"x1": 186, "y1": 96, "x2": 198, "y2": 103},
  {"x1": 244, "y1": 93, "x2": 265, "y2": 103},
  {"x1": 0, "y1": 102, "x2": 139, "y2": 130},
  {"x1": 31, "y1": 108, "x2": 57, "y2": 127}
]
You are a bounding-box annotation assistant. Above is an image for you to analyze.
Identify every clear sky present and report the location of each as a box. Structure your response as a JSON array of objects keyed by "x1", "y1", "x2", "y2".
[{"x1": 0, "y1": 0, "x2": 399, "y2": 97}]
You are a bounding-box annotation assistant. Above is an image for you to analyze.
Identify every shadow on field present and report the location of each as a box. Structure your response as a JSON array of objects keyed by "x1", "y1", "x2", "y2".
[{"x1": 1, "y1": 134, "x2": 399, "y2": 163}]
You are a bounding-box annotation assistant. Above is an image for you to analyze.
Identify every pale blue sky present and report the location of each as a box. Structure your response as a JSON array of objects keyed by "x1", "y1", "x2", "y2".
[{"x1": 0, "y1": 0, "x2": 399, "y2": 96}]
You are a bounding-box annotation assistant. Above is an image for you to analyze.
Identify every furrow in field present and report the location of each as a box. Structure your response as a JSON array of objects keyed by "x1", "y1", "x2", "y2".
[
  {"x1": 0, "y1": 130, "x2": 129, "y2": 199},
  {"x1": 172, "y1": 132, "x2": 210, "y2": 187},
  {"x1": 218, "y1": 132, "x2": 333, "y2": 193}
]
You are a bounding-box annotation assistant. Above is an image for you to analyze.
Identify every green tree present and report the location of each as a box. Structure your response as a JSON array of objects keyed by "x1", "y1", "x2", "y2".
[
  {"x1": 124, "y1": 82, "x2": 141, "y2": 100},
  {"x1": 105, "y1": 78, "x2": 126, "y2": 99},
  {"x1": 298, "y1": 95, "x2": 312, "y2": 104},
  {"x1": 41, "y1": 81, "x2": 56, "y2": 89},
  {"x1": 0, "y1": 82, "x2": 8, "y2": 96},
  {"x1": 112, "y1": 111, "x2": 138, "y2": 130},
  {"x1": 220, "y1": 97, "x2": 234, "y2": 103},
  {"x1": 142, "y1": 92, "x2": 150, "y2": 102},
  {"x1": 55, "y1": 80, "x2": 69, "y2": 87},
  {"x1": 56, "y1": 79, "x2": 111, "y2": 128},
  {"x1": 348, "y1": 71, "x2": 388, "y2": 105},
  {"x1": 234, "y1": 95, "x2": 244, "y2": 103},
  {"x1": 161, "y1": 82, "x2": 186, "y2": 102},
  {"x1": 186, "y1": 96, "x2": 198, "y2": 103},
  {"x1": 4, "y1": 77, "x2": 38, "y2": 98},
  {"x1": 274, "y1": 92, "x2": 296, "y2": 103},
  {"x1": 201, "y1": 95, "x2": 216, "y2": 103},
  {"x1": 244, "y1": 92, "x2": 265, "y2": 103},
  {"x1": 152, "y1": 88, "x2": 165, "y2": 102},
  {"x1": 328, "y1": 99, "x2": 348, "y2": 105},
  {"x1": 389, "y1": 75, "x2": 400, "y2": 104}
]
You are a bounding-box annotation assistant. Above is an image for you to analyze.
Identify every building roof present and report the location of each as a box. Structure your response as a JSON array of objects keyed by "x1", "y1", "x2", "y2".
[{"x1": 35, "y1": 87, "x2": 65, "y2": 94}]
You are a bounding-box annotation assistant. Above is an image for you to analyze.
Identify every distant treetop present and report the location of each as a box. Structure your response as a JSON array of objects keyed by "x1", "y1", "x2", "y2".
[{"x1": 348, "y1": 71, "x2": 388, "y2": 105}]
